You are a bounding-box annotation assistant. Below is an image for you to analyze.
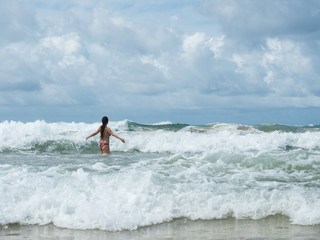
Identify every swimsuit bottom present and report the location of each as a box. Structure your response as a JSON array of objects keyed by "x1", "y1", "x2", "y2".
[{"x1": 99, "y1": 142, "x2": 109, "y2": 147}]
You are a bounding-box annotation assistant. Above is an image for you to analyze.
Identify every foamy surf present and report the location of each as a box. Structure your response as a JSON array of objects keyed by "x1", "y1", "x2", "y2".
[{"x1": 0, "y1": 120, "x2": 320, "y2": 231}]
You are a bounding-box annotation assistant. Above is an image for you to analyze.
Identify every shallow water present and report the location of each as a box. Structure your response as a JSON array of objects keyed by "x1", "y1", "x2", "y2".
[{"x1": 1, "y1": 216, "x2": 320, "y2": 240}]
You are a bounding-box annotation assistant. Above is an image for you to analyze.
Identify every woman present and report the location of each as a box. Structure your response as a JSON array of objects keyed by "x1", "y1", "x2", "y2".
[{"x1": 86, "y1": 116, "x2": 125, "y2": 154}]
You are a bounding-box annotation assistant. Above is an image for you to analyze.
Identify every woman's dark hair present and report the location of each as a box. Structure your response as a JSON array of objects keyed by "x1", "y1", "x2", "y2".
[{"x1": 100, "y1": 116, "x2": 109, "y2": 139}]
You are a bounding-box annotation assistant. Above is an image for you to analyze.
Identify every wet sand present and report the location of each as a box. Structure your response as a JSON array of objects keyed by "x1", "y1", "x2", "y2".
[{"x1": 1, "y1": 215, "x2": 320, "y2": 240}]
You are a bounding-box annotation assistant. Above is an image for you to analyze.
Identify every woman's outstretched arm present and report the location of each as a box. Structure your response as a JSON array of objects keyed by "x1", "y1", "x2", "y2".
[{"x1": 107, "y1": 127, "x2": 125, "y2": 143}]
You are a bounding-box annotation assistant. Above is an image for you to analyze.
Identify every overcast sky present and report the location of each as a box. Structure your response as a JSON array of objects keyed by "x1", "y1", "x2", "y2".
[{"x1": 1, "y1": 0, "x2": 320, "y2": 125}]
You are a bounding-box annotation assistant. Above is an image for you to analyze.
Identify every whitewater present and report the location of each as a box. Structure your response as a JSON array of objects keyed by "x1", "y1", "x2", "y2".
[{"x1": 0, "y1": 120, "x2": 320, "y2": 231}]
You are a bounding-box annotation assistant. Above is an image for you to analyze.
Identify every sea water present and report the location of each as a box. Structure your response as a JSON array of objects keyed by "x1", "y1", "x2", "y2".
[{"x1": 0, "y1": 120, "x2": 319, "y2": 231}]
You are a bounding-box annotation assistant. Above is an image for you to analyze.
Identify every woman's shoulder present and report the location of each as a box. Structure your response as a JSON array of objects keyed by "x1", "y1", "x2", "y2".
[{"x1": 105, "y1": 127, "x2": 113, "y2": 132}]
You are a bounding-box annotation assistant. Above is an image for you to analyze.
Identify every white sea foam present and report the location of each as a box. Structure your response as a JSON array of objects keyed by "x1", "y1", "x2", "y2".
[
  {"x1": 151, "y1": 121, "x2": 173, "y2": 125},
  {"x1": 0, "y1": 156, "x2": 319, "y2": 230},
  {"x1": 0, "y1": 120, "x2": 319, "y2": 154},
  {"x1": 0, "y1": 120, "x2": 320, "y2": 230}
]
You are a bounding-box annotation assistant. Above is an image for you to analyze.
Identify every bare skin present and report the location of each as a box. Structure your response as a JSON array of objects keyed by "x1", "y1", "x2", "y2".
[{"x1": 86, "y1": 126, "x2": 125, "y2": 154}]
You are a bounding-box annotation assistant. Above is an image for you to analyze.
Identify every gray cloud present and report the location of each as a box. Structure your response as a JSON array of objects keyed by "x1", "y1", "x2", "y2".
[
  {"x1": 0, "y1": 0, "x2": 319, "y2": 123},
  {"x1": 196, "y1": 0, "x2": 320, "y2": 100},
  {"x1": 0, "y1": 1, "x2": 37, "y2": 42},
  {"x1": 200, "y1": 0, "x2": 320, "y2": 39}
]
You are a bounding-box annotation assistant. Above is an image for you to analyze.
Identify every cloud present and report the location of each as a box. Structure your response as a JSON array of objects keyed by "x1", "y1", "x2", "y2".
[
  {"x1": 200, "y1": 0, "x2": 320, "y2": 40},
  {"x1": 0, "y1": 1, "x2": 37, "y2": 42},
  {"x1": 197, "y1": 0, "x2": 320, "y2": 101},
  {"x1": 0, "y1": 0, "x2": 319, "y2": 124},
  {"x1": 262, "y1": 38, "x2": 313, "y2": 95}
]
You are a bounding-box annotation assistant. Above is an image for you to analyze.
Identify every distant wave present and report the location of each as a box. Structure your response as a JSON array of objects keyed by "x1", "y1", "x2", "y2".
[
  {"x1": 253, "y1": 123, "x2": 320, "y2": 133},
  {"x1": 0, "y1": 120, "x2": 320, "y2": 154}
]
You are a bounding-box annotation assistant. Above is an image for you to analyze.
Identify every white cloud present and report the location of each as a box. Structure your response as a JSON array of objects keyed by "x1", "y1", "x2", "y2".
[
  {"x1": 140, "y1": 55, "x2": 171, "y2": 79},
  {"x1": 41, "y1": 33, "x2": 82, "y2": 56},
  {"x1": 261, "y1": 38, "x2": 314, "y2": 96},
  {"x1": 182, "y1": 32, "x2": 206, "y2": 53},
  {"x1": 206, "y1": 35, "x2": 225, "y2": 58}
]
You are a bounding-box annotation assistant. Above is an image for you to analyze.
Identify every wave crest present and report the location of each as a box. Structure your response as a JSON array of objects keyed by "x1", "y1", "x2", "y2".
[{"x1": 1, "y1": 120, "x2": 320, "y2": 154}]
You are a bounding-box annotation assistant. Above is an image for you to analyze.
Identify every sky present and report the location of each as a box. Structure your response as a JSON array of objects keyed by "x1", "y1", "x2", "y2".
[{"x1": 0, "y1": 0, "x2": 320, "y2": 125}]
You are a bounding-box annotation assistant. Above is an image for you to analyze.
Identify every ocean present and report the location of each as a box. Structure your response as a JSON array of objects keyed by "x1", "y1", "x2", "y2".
[{"x1": 0, "y1": 120, "x2": 320, "y2": 235}]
